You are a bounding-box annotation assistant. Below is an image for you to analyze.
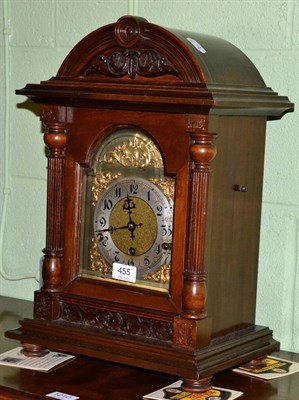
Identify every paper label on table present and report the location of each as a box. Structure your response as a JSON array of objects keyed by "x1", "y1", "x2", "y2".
[
  {"x1": 46, "y1": 392, "x2": 80, "y2": 400},
  {"x1": 112, "y1": 262, "x2": 137, "y2": 283}
]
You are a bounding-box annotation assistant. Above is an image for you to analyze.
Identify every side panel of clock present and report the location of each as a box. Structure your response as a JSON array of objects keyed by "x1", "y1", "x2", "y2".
[
  {"x1": 205, "y1": 115, "x2": 267, "y2": 336},
  {"x1": 62, "y1": 107, "x2": 190, "y2": 315}
]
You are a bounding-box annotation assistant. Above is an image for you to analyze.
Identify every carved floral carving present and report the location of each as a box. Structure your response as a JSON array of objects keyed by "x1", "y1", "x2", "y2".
[
  {"x1": 40, "y1": 105, "x2": 66, "y2": 124},
  {"x1": 85, "y1": 49, "x2": 181, "y2": 80},
  {"x1": 60, "y1": 303, "x2": 173, "y2": 342},
  {"x1": 34, "y1": 292, "x2": 61, "y2": 320},
  {"x1": 41, "y1": 105, "x2": 59, "y2": 123},
  {"x1": 173, "y1": 318, "x2": 196, "y2": 349},
  {"x1": 35, "y1": 292, "x2": 52, "y2": 320},
  {"x1": 186, "y1": 115, "x2": 208, "y2": 132}
]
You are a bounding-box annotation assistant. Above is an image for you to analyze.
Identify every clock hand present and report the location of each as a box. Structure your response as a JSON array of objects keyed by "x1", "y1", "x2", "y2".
[
  {"x1": 123, "y1": 195, "x2": 139, "y2": 239},
  {"x1": 127, "y1": 220, "x2": 143, "y2": 240},
  {"x1": 96, "y1": 196, "x2": 143, "y2": 241},
  {"x1": 96, "y1": 221, "x2": 143, "y2": 236},
  {"x1": 96, "y1": 225, "x2": 128, "y2": 233},
  {"x1": 123, "y1": 195, "x2": 136, "y2": 214}
]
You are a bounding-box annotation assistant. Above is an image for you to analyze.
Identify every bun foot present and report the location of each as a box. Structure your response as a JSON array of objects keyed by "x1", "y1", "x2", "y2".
[
  {"x1": 244, "y1": 355, "x2": 267, "y2": 369},
  {"x1": 182, "y1": 376, "x2": 213, "y2": 392},
  {"x1": 21, "y1": 342, "x2": 49, "y2": 357}
]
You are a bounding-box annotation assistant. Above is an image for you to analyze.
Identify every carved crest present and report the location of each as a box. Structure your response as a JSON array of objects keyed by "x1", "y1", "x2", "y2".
[{"x1": 85, "y1": 49, "x2": 181, "y2": 80}]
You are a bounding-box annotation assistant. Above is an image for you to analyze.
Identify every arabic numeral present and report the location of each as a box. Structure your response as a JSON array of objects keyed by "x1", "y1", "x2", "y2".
[
  {"x1": 99, "y1": 216, "x2": 106, "y2": 227},
  {"x1": 101, "y1": 235, "x2": 109, "y2": 247},
  {"x1": 156, "y1": 205, "x2": 163, "y2": 217},
  {"x1": 129, "y1": 183, "x2": 139, "y2": 195},
  {"x1": 161, "y1": 225, "x2": 172, "y2": 236},
  {"x1": 114, "y1": 251, "x2": 120, "y2": 262},
  {"x1": 103, "y1": 199, "x2": 113, "y2": 210},
  {"x1": 128, "y1": 258, "x2": 135, "y2": 266}
]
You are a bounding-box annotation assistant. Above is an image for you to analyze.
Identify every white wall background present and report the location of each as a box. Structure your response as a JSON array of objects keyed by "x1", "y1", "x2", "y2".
[{"x1": 0, "y1": 0, "x2": 298, "y2": 352}]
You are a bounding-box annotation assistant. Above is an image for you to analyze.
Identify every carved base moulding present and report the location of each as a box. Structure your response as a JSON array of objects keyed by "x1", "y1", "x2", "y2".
[
  {"x1": 7, "y1": 313, "x2": 278, "y2": 390},
  {"x1": 6, "y1": 291, "x2": 279, "y2": 392}
]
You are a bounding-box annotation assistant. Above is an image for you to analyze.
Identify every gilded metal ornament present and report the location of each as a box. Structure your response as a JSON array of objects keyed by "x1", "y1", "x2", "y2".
[
  {"x1": 89, "y1": 238, "x2": 111, "y2": 275},
  {"x1": 92, "y1": 172, "x2": 121, "y2": 206},
  {"x1": 150, "y1": 177, "x2": 175, "y2": 200},
  {"x1": 143, "y1": 264, "x2": 171, "y2": 284},
  {"x1": 102, "y1": 136, "x2": 163, "y2": 168}
]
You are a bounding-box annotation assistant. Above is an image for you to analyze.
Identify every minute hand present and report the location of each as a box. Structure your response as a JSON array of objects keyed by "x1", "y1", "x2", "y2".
[
  {"x1": 95, "y1": 225, "x2": 129, "y2": 233},
  {"x1": 96, "y1": 223, "x2": 143, "y2": 234}
]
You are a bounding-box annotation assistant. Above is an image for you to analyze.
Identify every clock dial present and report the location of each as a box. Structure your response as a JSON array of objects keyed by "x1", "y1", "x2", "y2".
[
  {"x1": 79, "y1": 127, "x2": 175, "y2": 290},
  {"x1": 94, "y1": 178, "x2": 173, "y2": 277}
]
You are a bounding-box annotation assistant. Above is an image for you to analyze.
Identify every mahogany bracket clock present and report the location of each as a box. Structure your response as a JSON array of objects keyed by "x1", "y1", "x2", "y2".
[{"x1": 7, "y1": 16, "x2": 293, "y2": 392}]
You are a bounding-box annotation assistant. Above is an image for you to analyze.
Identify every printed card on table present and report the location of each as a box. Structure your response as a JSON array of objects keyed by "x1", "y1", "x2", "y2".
[
  {"x1": 0, "y1": 347, "x2": 75, "y2": 372},
  {"x1": 143, "y1": 380, "x2": 243, "y2": 400},
  {"x1": 232, "y1": 356, "x2": 299, "y2": 380}
]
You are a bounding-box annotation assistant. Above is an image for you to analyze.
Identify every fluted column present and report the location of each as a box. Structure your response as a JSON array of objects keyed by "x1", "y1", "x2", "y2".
[
  {"x1": 42, "y1": 121, "x2": 67, "y2": 292},
  {"x1": 182, "y1": 128, "x2": 217, "y2": 319},
  {"x1": 173, "y1": 115, "x2": 216, "y2": 351}
]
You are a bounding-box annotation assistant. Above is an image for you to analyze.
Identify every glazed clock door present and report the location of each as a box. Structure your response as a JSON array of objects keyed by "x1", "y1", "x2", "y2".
[{"x1": 79, "y1": 127, "x2": 175, "y2": 292}]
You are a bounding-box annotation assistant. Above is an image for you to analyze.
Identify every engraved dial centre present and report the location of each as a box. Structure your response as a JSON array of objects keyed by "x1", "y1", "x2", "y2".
[{"x1": 109, "y1": 196, "x2": 157, "y2": 256}]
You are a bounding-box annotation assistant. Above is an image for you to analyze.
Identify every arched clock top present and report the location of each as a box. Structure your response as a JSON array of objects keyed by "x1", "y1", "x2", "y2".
[
  {"x1": 56, "y1": 15, "x2": 265, "y2": 87},
  {"x1": 57, "y1": 15, "x2": 204, "y2": 83},
  {"x1": 17, "y1": 15, "x2": 293, "y2": 118}
]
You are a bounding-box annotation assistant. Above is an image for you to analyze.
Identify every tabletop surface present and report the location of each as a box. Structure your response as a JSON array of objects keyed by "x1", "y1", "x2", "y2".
[{"x1": 0, "y1": 295, "x2": 298, "y2": 400}]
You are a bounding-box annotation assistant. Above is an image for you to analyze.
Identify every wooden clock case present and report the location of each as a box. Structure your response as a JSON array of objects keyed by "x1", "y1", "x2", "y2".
[{"x1": 7, "y1": 16, "x2": 293, "y2": 392}]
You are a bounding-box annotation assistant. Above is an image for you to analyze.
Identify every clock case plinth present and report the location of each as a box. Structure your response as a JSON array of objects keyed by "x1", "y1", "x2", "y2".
[{"x1": 7, "y1": 16, "x2": 293, "y2": 391}]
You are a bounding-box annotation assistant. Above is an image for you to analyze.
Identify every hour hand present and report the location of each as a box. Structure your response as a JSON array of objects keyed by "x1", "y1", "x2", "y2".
[{"x1": 123, "y1": 195, "x2": 136, "y2": 214}]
